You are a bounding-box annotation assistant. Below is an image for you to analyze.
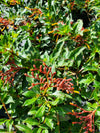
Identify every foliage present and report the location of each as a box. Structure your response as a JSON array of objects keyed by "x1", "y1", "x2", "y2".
[{"x1": 0, "y1": 0, "x2": 100, "y2": 132}]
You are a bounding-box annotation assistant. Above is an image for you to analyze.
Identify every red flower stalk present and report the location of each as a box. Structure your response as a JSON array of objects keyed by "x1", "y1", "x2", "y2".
[
  {"x1": 24, "y1": 62, "x2": 74, "y2": 93},
  {"x1": 0, "y1": 17, "x2": 14, "y2": 27},
  {"x1": 0, "y1": 17, "x2": 16, "y2": 31},
  {"x1": 74, "y1": 35, "x2": 87, "y2": 45},
  {"x1": 71, "y1": 35, "x2": 90, "y2": 49},
  {"x1": 68, "y1": 103, "x2": 96, "y2": 133},
  {"x1": 70, "y1": 1, "x2": 75, "y2": 10},
  {"x1": 25, "y1": 7, "x2": 42, "y2": 18},
  {"x1": 0, "y1": 58, "x2": 22, "y2": 84}
]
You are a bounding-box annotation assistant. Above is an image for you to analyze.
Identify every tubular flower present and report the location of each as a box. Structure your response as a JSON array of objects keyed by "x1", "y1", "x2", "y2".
[
  {"x1": 24, "y1": 61, "x2": 74, "y2": 93},
  {"x1": 68, "y1": 103, "x2": 96, "y2": 133}
]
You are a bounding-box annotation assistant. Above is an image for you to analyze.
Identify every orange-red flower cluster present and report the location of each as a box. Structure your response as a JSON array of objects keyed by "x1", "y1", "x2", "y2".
[
  {"x1": 0, "y1": 17, "x2": 13, "y2": 26},
  {"x1": 24, "y1": 62, "x2": 74, "y2": 93},
  {"x1": 0, "y1": 58, "x2": 22, "y2": 84},
  {"x1": 68, "y1": 103, "x2": 96, "y2": 133},
  {"x1": 71, "y1": 35, "x2": 90, "y2": 49},
  {"x1": 25, "y1": 7, "x2": 42, "y2": 18},
  {"x1": 0, "y1": 17, "x2": 16, "y2": 31}
]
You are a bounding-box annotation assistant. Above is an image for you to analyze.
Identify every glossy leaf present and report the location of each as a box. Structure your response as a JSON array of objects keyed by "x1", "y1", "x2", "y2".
[{"x1": 35, "y1": 105, "x2": 45, "y2": 118}]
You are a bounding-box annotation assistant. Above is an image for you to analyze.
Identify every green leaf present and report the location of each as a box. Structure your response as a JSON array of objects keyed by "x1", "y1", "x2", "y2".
[
  {"x1": 92, "y1": 88, "x2": 99, "y2": 101},
  {"x1": 96, "y1": 111, "x2": 100, "y2": 116},
  {"x1": 35, "y1": 105, "x2": 45, "y2": 118},
  {"x1": 51, "y1": 91, "x2": 65, "y2": 99},
  {"x1": 42, "y1": 36, "x2": 50, "y2": 40},
  {"x1": 48, "y1": 0, "x2": 51, "y2": 10},
  {"x1": 0, "y1": 119, "x2": 7, "y2": 125},
  {"x1": 94, "y1": 80, "x2": 100, "y2": 88},
  {"x1": 0, "y1": 105, "x2": 2, "y2": 109},
  {"x1": 45, "y1": 118, "x2": 54, "y2": 130},
  {"x1": 25, "y1": 75, "x2": 33, "y2": 83},
  {"x1": 0, "y1": 129, "x2": 11, "y2": 133},
  {"x1": 55, "y1": 126, "x2": 60, "y2": 133},
  {"x1": 23, "y1": 91, "x2": 36, "y2": 97},
  {"x1": 16, "y1": 124, "x2": 32, "y2": 133},
  {"x1": 6, "y1": 119, "x2": 13, "y2": 132},
  {"x1": 39, "y1": 125, "x2": 48, "y2": 129},
  {"x1": 50, "y1": 98, "x2": 59, "y2": 106},
  {"x1": 21, "y1": 25, "x2": 29, "y2": 30},
  {"x1": 3, "y1": 54, "x2": 10, "y2": 65},
  {"x1": 32, "y1": 128, "x2": 38, "y2": 133},
  {"x1": 76, "y1": 53, "x2": 82, "y2": 67},
  {"x1": 79, "y1": 73, "x2": 94, "y2": 85},
  {"x1": 97, "y1": 68, "x2": 100, "y2": 76},
  {"x1": 37, "y1": 127, "x2": 42, "y2": 133},
  {"x1": 52, "y1": 41, "x2": 64, "y2": 60},
  {"x1": 57, "y1": 36, "x2": 68, "y2": 44},
  {"x1": 28, "y1": 109, "x2": 37, "y2": 115},
  {"x1": 65, "y1": 94, "x2": 72, "y2": 99},
  {"x1": 42, "y1": 129, "x2": 49, "y2": 133},
  {"x1": 5, "y1": 96, "x2": 14, "y2": 104},
  {"x1": 23, "y1": 118, "x2": 39, "y2": 126},
  {"x1": 69, "y1": 46, "x2": 86, "y2": 60},
  {"x1": 75, "y1": 19, "x2": 83, "y2": 35},
  {"x1": 23, "y1": 97, "x2": 38, "y2": 106},
  {"x1": 83, "y1": 66, "x2": 98, "y2": 72}
]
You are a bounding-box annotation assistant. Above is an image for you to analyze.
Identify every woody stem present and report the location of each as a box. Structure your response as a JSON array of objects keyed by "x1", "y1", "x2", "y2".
[
  {"x1": 57, "y1": 112, "x2": 60, "y2": 133},
  {"x1": 0, "y1": 96, "x2": 17, "y2": 131}
]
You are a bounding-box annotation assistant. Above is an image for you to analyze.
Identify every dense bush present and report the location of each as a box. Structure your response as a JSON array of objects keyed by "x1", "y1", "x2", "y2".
[{"x1": 0, "y1": 0, "x2": 100, "y2": 132}]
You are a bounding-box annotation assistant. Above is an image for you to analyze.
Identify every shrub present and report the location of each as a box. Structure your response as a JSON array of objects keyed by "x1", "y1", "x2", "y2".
[{"x1": 0, "y1": 0, "x2": 100, "y2": 132}]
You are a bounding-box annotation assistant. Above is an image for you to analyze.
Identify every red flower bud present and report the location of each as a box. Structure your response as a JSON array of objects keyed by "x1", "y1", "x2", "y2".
[
  {"x1": 31, "y1": 72, "x2": 34, "y2": 76},
  {"x1": 39, "y1": 65, "x2": 42, "y2": 72},
  {"x1": 43, "y1": 67, "x2": 46, "y2": 74}
]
